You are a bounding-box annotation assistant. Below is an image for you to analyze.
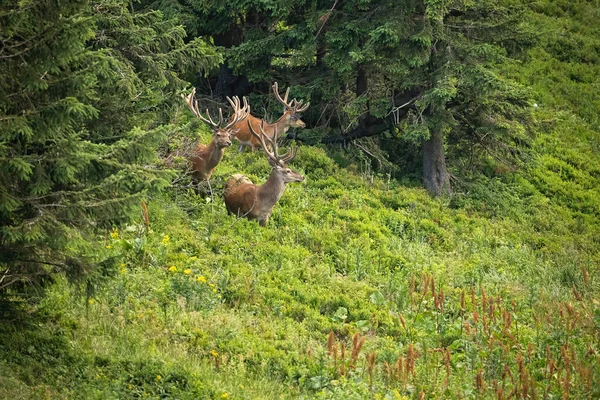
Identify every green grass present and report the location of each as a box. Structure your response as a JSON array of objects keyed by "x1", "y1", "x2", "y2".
[
  {"x1": 2, "y1": 1, "x2": 600, "y2": 398},
  {"x1": 1, "y1": 138, "x2": 598, "y2": 398}
]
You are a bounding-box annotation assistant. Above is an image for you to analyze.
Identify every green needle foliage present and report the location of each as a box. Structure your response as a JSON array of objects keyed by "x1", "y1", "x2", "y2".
[
  {"x1": 149, "y1": 0, "x2": 536, "y2": 195},
  {"x1": 0, "y1": 0, "x2": 221, "y2": 291},
  {"x1": 0, "y1": 0, "x2": 598, "y2": 399}
]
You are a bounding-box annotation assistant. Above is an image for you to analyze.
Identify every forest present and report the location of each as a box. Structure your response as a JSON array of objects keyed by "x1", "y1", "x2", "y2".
[{"x1": 1, "y1": 0, "x2": 599, "y2": 398}]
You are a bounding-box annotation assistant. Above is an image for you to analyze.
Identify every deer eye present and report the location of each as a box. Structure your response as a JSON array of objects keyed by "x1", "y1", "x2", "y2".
[{"x1": 286, "y1": 169, "x2": 291, "y2": 173}]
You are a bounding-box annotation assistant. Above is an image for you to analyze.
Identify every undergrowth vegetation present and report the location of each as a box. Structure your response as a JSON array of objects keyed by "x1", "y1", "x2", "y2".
[
  {"x1": 2, "y1": 139, "x2": 599, "y2": 398},
  {"x1": 1, "y1": 1, "x2": 600, "y2": 399}
]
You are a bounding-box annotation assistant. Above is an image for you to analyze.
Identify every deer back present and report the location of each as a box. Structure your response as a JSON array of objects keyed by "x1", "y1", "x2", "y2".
[
  {"x1": 231, "y1": 82, "x2": 309, "y2": 151},
  {"x1": 224, "y1": 121, "x2": 304, "y2": 226},
  {"x1": 224, "y1": 174, "x2": 259, "y2": 219}
]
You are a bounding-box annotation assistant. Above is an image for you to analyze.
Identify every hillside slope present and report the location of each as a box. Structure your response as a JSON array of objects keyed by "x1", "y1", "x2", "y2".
[
  {"x1": 1, "y1": 1, "x2": 599, "y2": 399},
  {"x1": 1, "y1": 137, "x2": 598, "y2": 398}
]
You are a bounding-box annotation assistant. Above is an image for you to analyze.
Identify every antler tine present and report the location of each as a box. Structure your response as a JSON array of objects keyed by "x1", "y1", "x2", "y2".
[
  {"x1": 248, "y1": 120, "x2": 280, "y2": 166},
  {"x1": 296, "y1": 102, "x2": 310, "y2": 112},
  {"x1": 263, "y1": 124, "x2": 280, "y2": 166},
  {"x1": 270, "y1": 123, "x2": 280, "y2": 158},
  {"x1": 269, "y1": 123, "x2": 299, "y2": 165},
  {"x1": 182, "y1": 88, "x2": 225, "y2": 129},
  {"x1": 292, "y1": 98, "x2": 310, "y2": 113},
  {"x1": 224, "y1": 96, "x2": 238, "y2": 129},
  {"x1": 273, "y1": 82, "x2": 293, "y2": 110},
  {"x1": 182, "y1": 88, "x2": 201, "y2": 118},
  {"x1": 264, "y1": 123, "x2": 296, "y2": 166},
  {"x1": 204, "y1": 108, "x2": 220, "y2": 128},
  {"x1": 243, "y1": 96, "x2": 250, "y2": 118},
  {"x1": 224, "y1": 96, "x2": 250, "y2": 130},
  {"x1": 283, "y1": 87, "x2": 290, "y2": 106},
  {"x1": 280, "y1": 145, "x2": 298, "y2": 165},
  {"x1": 226, "y1": 95, "x2": 239, "y2": 113},
  {"x1": 260, "y1": 121, "x2": 277, "y2": 153}
]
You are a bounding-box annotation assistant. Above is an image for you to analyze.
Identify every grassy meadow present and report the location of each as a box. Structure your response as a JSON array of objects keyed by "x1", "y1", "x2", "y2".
[
  {"x1": 2, "y1": 130, "x2": 599, "y2": 398},
  {"x1": 1, "y1": 2, "x2": 600, "y2": 399}
]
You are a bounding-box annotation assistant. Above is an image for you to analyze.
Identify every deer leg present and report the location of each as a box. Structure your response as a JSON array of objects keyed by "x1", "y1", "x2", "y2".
[
  {"x1": 191, "y1": 178, "x2": 200, "y2": 195},
  {"x1": 238, "y1": 144, "x2": 246, "y2": 153},
  {"x1": 206, "y1": 178, "x2": 214, "y2": 212}
]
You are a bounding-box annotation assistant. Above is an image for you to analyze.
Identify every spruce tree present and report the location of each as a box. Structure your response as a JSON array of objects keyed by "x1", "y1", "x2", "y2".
[
  {"x1": 151, "y1": 0, "x2": 534, "y2": 195},
  {"x1": 0, "y1": 0, "x2": 220, "y2": 292},
  {"x1": 306, "y1": 0, "x2": 534, "y2": 195}
]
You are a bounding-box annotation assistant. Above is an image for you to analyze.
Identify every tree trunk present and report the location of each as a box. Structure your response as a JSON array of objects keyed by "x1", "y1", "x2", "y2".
[
  {"x1": 422, "y1": 128, "x2": 451, "y2": 196},
  {"x1": 215, "y1": 64, "x2": 249, "y2": 98},
  {"x1": 213, "y1": 25, "x2": 252, "y2": 98}
]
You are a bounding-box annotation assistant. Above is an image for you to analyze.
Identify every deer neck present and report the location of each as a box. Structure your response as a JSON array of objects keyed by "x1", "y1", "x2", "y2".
[
  {"x1": 270, "y1": 114, "x2": 292, "y2": 135},
  {"x1": 204, "y1": 140, "x2": 224, "y2": 171},
  {"x1": 257, "y1": 170, "x2": 286, "y2": 210}
]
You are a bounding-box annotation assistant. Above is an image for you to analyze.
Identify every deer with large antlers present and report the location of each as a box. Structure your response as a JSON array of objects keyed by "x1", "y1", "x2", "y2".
[
  {"x1": 224, "y1": 121, "x2": 304, "y2": 226},
  {"x1": 231, "y1": 82, "x2": 309, "y2": 152},
  {"x1": 181, "y1": 88, "x2": 249, "y2": 183}
]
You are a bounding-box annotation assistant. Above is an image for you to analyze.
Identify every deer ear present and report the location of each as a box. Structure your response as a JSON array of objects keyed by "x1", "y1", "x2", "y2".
[{"x1": 229, "y1": 128, "x2": 239, "y2": 136}]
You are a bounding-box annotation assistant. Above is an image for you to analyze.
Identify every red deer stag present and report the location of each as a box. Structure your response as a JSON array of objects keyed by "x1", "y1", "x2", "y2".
[
  {"x1": 231, "y1": 82, "x2": 309, "y2": 152},
  {"x1": 224, "y1": 121, "x2": 304, "y2": 226},
  {"x1": 181, "y1": 88, "x2": 249, "y2": 183}
]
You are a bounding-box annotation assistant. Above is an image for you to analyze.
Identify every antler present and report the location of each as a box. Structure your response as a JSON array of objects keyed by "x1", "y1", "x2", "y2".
[
  {"x1": 182, "y1": 88, "x2": 250, "y2": 131},
  {"x1": 248, "y1": 120, "x2": 298, "y2": 166},
  {"x1": 224, "y1": 95, "x2": 249, "y2": 130},
  {"x1": 272, "y1": 82, "x2": 310, "y2": 113}
]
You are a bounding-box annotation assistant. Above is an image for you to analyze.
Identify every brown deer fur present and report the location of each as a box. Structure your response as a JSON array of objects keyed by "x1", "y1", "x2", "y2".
[
  {"x1": 224, "y1": 122, "x2": 304, "y2": 226},
  {"x1": 181, "y1": 88, "x2": 249, "y2": 183},
  {"x1": 231, "y1": 82, "x2": 309, "y2": 152}
]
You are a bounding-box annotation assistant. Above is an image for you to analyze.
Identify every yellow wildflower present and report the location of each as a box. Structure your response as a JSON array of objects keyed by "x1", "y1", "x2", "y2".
[
  {"x1": 110, "y1": 230, "x2": 119, "y2": 239},
  {"x1": 221, "y1": 393, "x2": 229, "y2": 399},
  {"x1": 155, "y1": 375, "x2": 162, "y2": 382},
  {"x1": 392, "y1": 390, "x2": 405, "y2": 399},
  {"x1": 105, "y1": 245, "x2": 112, "y2": 249},
  {"x1": 184, "y1": 268, "x2": 191, "y2": 275},
  {"x1": 210, "y1": 349, "x2": 219, "y2": 357},
  {"x1": 213, "y1": 288, "x2": 217, "y2": 293},
  {"x1": 168, "y1": 266, "x2": 177, "y2": 272},
  {"x1": 88, "y1": 299, "x2": 95, "y2": 304},
  {"x1": 197, "y1": 275, "x2": 206, "y2": 283},
  {"x1": 161, "y1": 234, "x2": 170, "y2": 244},
  {"x1": 209, "y1": 283, "x2": 215, "y2": 287}
]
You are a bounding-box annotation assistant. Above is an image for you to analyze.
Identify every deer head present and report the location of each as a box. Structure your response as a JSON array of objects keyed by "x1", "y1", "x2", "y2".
[
  {"x1": 248, "y1": 120, "x2": 304, "y2": 183},
  {"x1": 272, "y1": 82, "x2": 310, "y2": 129},
  {"x1": 182, "y1": 88, "x2": 249, "y2": 148},
  {"x1": 223, "y1": 121, "x2": 304, "y2": 225},
  {"x1": 181, "y1": 88, "x2": 250, "y2": 183}
]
